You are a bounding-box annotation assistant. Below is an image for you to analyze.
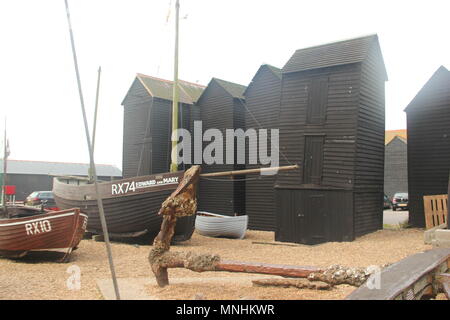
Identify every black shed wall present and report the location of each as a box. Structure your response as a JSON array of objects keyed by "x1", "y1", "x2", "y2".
[
  {"x1": 405, "y1": 67, "x2": 450, "y2": 227},
  {"x1": 384, "y1": 137, "x2": 408, "y2": 199},
  {"x1": 244, "y1": 66, "x2": 282, "y2": 231},
  {"x1": 196, "y1": 81, "x2": 246, "y2": 215},
  {"x1": 122, "y1": 79, "x2": 191, "y2": 178}
]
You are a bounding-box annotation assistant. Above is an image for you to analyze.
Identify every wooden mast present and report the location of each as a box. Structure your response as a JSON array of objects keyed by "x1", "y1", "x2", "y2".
[
  {"x1": 170, "y1": 0, "x2": 180, "y2": 173},
  {"x1": 63, "y1": 0, "x2": 120, "y2": 300},
  {"x1": 2, "y1": 118, "x2": 7, "y2": 215}
]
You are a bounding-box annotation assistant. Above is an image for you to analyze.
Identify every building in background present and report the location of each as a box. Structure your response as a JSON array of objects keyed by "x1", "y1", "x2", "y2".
[
  {"x1": 0, "y1": 159, "x2": 122, "y2": 200},
  {"x1": 384, "y1": 130, "x2": 408, "y2": 199},
  {"x1": 121, "y1": 74, "x2": 205, "y2": 178},
  {"x1": 405, "y1": 66, "x2": 450, "y2": 227}
]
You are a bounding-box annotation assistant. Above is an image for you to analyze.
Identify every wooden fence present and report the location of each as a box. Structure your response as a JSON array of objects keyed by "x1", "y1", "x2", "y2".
[{"x1": 423, "y1": 194, "x2": 448, "y2": 230}]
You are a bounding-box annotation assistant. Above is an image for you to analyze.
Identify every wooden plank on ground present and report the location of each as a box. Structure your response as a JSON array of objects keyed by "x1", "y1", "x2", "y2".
[{"x1": 346, "y1": 248, "x2": 450, "y2": 300}]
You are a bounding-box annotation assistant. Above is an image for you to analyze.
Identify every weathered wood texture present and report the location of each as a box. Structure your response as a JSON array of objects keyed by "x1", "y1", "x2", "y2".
[
  {"x1": 423, "y1": 194, "x2": 448, "y2": 229},
  {"x1": 274, "y1": 35, "x2": 386, "y2": 244},
  {"x1": 244, "y1": 65, "x2": 282, "y2": 231},
  {"x1": 347, "y1": 248, "x2": 450, "y2": 300},
  {"x1": 122, "y1": 76, "x2": 202, "y2": 178},
  {"x1": 196, "y1": 78, "x2": 247, "y2": 216},
  {"x1": 384, "y1": 136, "x2": 408, "y2": 199},
  {"x1": 405, "y1": 66, "x2": 450, "y2": 227}
]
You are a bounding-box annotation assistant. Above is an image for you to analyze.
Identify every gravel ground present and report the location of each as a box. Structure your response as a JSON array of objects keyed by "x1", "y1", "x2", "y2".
[{"x1": 0, "y1": 228, "x2": 432, "y2": 300}]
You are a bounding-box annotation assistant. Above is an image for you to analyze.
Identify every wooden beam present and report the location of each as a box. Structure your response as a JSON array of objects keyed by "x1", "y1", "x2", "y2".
[{"x1": 200, "y1": 165, "x2": 299, "y2": 178}]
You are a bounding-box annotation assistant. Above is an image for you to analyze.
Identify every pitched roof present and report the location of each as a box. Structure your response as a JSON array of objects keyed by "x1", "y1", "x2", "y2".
[
  {"x1": 283, "y1": 34, "x2": 387, "y2": 79},
  {"x1": 385, "y1": 129, "x2": 407, "y2": 145},
  {"x1": 132, "y1": 74, "x2": 205, "y2": 105},
  {"x1": 404, "y1": 66, "x2": 450, "y2": 112},
  {"x1": 244, "y1": 64, "x2": 282, "y2": 96},
  {"x1": 0, "y1": 159, "x2": 122, "y2": 177},
  {"x1": 212, "y1": 78, "x2": 247, "y2": 99}
]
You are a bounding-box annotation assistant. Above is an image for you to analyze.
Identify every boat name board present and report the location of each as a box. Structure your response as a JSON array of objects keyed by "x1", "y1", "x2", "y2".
[
  {"x1": 25, "y1": 220, "x2": 52, "y2": 235},
  {"x1": 111, "y1": 177, "x2": 180, "y2": 195}
]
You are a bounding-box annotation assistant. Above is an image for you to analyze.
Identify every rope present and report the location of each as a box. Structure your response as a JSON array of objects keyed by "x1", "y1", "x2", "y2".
[{"x1": 236, "y1": 98, "x2": 293, "y2": 166}]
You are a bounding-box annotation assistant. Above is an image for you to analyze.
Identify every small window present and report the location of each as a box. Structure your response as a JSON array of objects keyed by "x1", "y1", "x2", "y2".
[{"x1": 307, "y1": 76, "x2": 329, "y2": 124}]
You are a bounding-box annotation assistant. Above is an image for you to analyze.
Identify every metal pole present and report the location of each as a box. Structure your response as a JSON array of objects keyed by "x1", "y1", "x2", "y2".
[
  {"x1": 92, "y1": 66, "x2": 101, "y2": 154},
  {"x1": 89, "y1": 66, "x2": 102, "y2": 181},
  {"x1": 2, "y1": 118, "x2": 7, "y2": 214},
  {"x1": 170, "y1": 0, "x2": 180, "y2": 173},
  {"x1": 63, "y1": 0, "x2": 120, "y2": 300}
]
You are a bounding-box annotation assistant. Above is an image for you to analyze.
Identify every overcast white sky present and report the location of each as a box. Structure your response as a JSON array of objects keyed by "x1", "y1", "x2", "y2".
[{"x1": 0, "y1": 0, "x2": 449, "y2": 171}]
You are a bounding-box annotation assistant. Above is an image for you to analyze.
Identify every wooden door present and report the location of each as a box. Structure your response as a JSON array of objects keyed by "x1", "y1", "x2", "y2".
[
  {"x1": 303, "y1": 136, "x2": 324, "y2": 185},
  {"x1": 304, "y1": 193, "x2": 328, "y2": 244}
]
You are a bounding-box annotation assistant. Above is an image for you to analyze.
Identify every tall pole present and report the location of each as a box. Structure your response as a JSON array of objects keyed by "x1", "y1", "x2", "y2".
[
  {"x1": 89, "y1": 66, "x2": 102, "y2": 182},
  {"x1": 170, "y1": 0, "x2": 180, "y2": 173},
  {"x1": 63, "y1": 0, "x2": 120, "y2": 300},
  {"x1": 2, "y1": 118, "x2": 7, "y2": 213}
]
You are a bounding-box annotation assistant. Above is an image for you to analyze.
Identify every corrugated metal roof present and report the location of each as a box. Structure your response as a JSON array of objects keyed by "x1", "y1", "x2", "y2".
[
  {"x1": 134, "y1": 74, "x2": 205, "y2": 105},
  {"x1": 0, "y1": 159, "x2": 122, "y2": 177},
  {"x1": 283, "y1": 34, "x2": 387, "y2": 79},
  {"x1": 212, "y1": 78, "x2": 247, "y2": 99}
]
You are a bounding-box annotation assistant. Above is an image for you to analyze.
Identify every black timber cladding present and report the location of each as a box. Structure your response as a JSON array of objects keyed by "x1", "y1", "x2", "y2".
[
  {"x1": 404, "y1": 66, "x2": 450, "y2": 227},
  {"x1": 195, "y1": 78, "x2": 247, "y2": 216},
  {"x1": 384, "y1": 136, "x2": 408, "y2": 199},
  {"x1": 243, "y1": 64, "x2": 282, "y2": 231},
  {"x1": 275, "y1": 34, "x2": 387, "y2": 244},
  {"x1": 121, "y1": 74, "x2": 205, "y2": 178}
]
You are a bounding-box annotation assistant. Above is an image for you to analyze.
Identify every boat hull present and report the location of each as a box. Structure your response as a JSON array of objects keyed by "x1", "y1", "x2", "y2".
[
  {"x1": 52, "y1": 172, "x2": 195, "y2": 241},
  {"x1": 195, "y1": 211, "x2": 248, "y2": 239},
  {"x1": 0, "y1": 208, "x2": 87, "y2": 260}
]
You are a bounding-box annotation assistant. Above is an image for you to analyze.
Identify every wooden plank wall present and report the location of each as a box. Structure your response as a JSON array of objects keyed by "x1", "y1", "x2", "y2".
[
  {"x1": 244, "y1": 67, "x2": 281, "y2": 231},
  {"x1": 122, "y1": 79, "x2": 153, "y2": 178},
  {"x1": 275, "y1": 64, "x2": 361, "y2": 190},
  {"x1": 197, "y1": 81, "x2": 241, "y2": 215},
  {"x1": 406, "y1": 69, "x2": 450, "y2": 227},
  {"x1": 384, "y1": 138, "x2": 408, "y2": 199},
  {"x1": 353, "y1": 43, "x2": 386, "y2": 236}
]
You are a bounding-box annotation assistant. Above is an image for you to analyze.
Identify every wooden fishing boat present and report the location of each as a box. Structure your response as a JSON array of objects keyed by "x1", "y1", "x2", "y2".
[
  {"x1": 347, "y1": 248, "x2": 450, "y2": 300},
  {"x1": 195, "y1": 211, "x2": 248, "y2": 239},
  {"x1": 52, "y1": 171, "x2": 195, "y2": 241},
  {"x1": 0, "y1": 207, "x2": 87, "y2": 262}
]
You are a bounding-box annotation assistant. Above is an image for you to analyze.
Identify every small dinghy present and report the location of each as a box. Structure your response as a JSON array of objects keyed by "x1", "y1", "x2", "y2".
[{"x1": 195, "y1": 211, "x2": 248, "y2": 239}]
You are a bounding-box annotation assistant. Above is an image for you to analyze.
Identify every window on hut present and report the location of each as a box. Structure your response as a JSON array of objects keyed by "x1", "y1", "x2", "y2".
[{"x1": 306, "y1": 76, "x2": 329, "y2": 124}]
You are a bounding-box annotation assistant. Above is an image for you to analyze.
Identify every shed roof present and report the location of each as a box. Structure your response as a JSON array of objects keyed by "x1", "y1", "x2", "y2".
[
  {"x1": 385, "y1": 129, "x2": 407, "y2": 145},
  {"x1": 1, "y1": 159, "x2": 122, "y2": 177},
  {"x1": 283, "y1": 34, "x2": 387, "y2": 79},
  {"x1": 212, "y1": 78, "x2": 247, "y2": 99},
  {"x1": 404, "y1": 66, "x2": 450, "y2": 112},
  {"x1": 244, "y1": 64, "x2": 282, "y2": 96},
  {"x1": 124, "y1": 74, "x2": 205, "y2": 105}
]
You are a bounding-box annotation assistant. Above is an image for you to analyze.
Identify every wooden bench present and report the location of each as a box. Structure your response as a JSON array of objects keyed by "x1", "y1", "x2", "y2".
[{"x1": 423, "y1": 195, "x2": 448, "y2": 230}]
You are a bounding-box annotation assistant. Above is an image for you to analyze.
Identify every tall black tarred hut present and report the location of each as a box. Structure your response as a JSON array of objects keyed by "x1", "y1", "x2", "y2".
[
  {"x1": 121, "y1": 74, "x2": 205, "y2": 178},
  {"x1": 404, "y1": 66, "x2": 450, "y2": 227},
  {"x1": 384, "y1": 135, "x2": 408, "y2": 199},
  {"x1": 243, "y1": 64, "x2": 282, "y2": 230},
  {"x1": 195, "y1": 78, "x2": 247, "y2": 216},
  {"x1": 275, "y1": 35, "x2": 387, "y2": 244}
]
